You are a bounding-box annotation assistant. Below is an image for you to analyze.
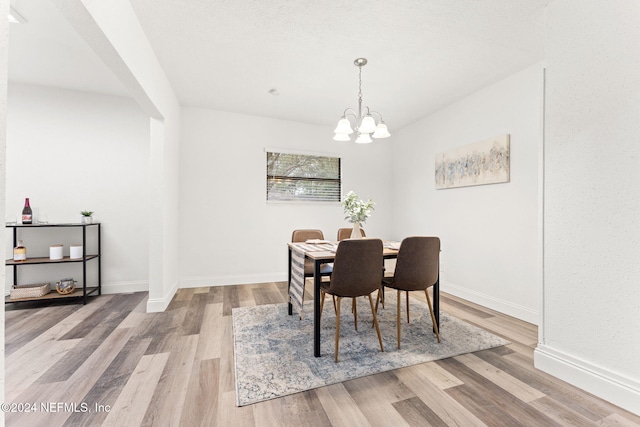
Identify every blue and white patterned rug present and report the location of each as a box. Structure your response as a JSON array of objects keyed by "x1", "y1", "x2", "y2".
[{"x1": 232, "y1": 292, "x2": 509, "y2": 406}]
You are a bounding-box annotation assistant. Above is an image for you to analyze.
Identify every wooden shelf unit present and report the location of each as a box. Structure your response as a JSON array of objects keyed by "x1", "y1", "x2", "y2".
[{"x1": 5, "y1": 223, "x2": 101, "y2": 305}]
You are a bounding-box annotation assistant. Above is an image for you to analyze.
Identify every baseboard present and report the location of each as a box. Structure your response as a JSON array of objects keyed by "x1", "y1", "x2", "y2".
[
  {"x1": 179, "y1": 273, "x2": 287, "y2": 288},
  {"x1": 146, "y1": 279, "x2": 179, "y2": 313},
  {"x1": 441, "y1": 280, "x2": 539, "y2": 325},
  {"x1": 535, "y1": 344, "x2": 640, "y2": 416},
  {"x1": 101, "y1": 280, "x2": 148, "y2": 295}
]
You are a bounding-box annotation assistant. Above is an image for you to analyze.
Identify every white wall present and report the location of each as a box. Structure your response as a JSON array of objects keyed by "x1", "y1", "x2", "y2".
[
  {"x1": 535, "y1": 0, "x2": 640, "y2": 415},
  {"x1": 390, "y1": 63, "x2": 542, "y2": 324},
  {"x1": 5, "y1": 83, "x2": 149, "y2": 293},
  {"x1": 1, "y1": 0, "x2": 9, "y2": 410},
  {"x1": 178, "y1": 107, "x2": 394, "y2": 286}
]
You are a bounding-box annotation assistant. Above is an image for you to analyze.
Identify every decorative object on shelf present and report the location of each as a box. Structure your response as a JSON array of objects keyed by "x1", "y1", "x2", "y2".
[
  {"x1": 80, "y1": 211, "x2": 94, "y2": 224},
  {"x1": 22, "y1": 198, "x2": 32, "y2": 224},
  {"x1": 49, "y1": 244, "x2": 63, "y2": 260},
  {"x1": 10, "y1": 283, "x2": 51, "y2": 299},
  {"x1": 13, "y1": 240, "x2": 27, "y2": 262},
  {"x1": 70, "y1": 245, "x2": 83, "y2": 260},
  {"x1": 435, "y1": 134, "x2": 510, "y2": 189},
  {"x1": 342, "y1": 191, "x2": 374, "y2": 239},
  {"x1": 37, "y1": 212, "x2": 49, "y2": 224},
  {"x1": 55, "y1": 278, "x2": 77, "y2": 295},
  {"x1": 333, "y1": 58, "x2": 391, "y2": 143}
]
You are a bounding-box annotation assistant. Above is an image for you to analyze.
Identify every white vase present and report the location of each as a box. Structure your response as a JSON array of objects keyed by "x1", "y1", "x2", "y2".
[
  {"x1": 81, "y1": 216, "x2": 93, "y2": 224},
  {"x1": 351, "y1": 222, "x2": 362, "y2": 239}
]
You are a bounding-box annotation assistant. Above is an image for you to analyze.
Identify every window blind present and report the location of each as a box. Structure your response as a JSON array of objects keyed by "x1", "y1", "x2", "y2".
[{"x1": 266, "y1": 152, "x2": 341, "y2": 202}]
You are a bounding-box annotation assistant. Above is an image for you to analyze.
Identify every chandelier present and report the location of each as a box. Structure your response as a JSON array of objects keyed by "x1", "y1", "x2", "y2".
[{"x1": 333, "y1": 58, "x2": 390, "y2": 143}]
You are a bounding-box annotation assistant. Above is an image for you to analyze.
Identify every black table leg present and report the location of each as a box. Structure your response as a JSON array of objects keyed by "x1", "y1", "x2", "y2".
[
  {"x1": 287, "y1": 247, "x2": 293, "y2": 315},
  {"x1": 314, "y1": 260, "x2": 321, "y2": 357}
]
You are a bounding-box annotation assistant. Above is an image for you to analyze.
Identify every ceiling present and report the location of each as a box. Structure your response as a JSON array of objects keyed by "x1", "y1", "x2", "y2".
[{"x1": 8, "y1": 0, "x2": 549, "y2": 131}]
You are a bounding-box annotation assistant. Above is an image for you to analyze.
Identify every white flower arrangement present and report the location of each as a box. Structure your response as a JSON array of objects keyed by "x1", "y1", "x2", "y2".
[{"x1": 342, "y1": 191, "x2": 374, "y2": 224}]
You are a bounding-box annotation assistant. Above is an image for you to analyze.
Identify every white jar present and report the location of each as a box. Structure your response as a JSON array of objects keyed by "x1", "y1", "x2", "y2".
[
  {"x1": 49, "y1": 244, "x2": 63, "y2": 260},
  {"x1": 70, "y1": 245, "x2": 83, "y2": 260}
]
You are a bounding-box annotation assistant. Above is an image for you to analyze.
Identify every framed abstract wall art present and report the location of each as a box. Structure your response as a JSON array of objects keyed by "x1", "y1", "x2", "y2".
[{"x1": 435, "y1": 134, "x2": 510, "y2": 189}]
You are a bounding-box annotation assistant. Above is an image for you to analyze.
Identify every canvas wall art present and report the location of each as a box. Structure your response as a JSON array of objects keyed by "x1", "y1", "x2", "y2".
[{"x1": 435, "y1": 134, "x2": 510, "y2": 189}]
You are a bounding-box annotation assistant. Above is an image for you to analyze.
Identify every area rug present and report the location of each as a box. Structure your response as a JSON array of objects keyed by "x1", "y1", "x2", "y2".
[{"x1": 232, "y1": 292, "x2": 509, "y2": 406}]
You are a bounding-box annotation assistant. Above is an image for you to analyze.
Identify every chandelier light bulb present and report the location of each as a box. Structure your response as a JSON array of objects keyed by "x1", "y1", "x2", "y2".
[
  {"x1": 359, "y1": 116, "x2": 377, "y2": 134},
  {"x1": 372, "y1": 123, "x2": 391, "y2": 139},
  {"x1": 355, "y1": 133, "x2": 373, "y2": 144},
  {"x1": 334, "y1": 118, "x2": 354, "y2": 135},
  {"x1": 333, "y1": 133, "x2": 351, "y2": 142}
]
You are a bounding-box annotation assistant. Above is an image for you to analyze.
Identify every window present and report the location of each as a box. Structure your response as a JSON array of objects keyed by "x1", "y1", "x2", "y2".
[{"x1": 266, "y1": 151, "x2": 341, "y2": 202}]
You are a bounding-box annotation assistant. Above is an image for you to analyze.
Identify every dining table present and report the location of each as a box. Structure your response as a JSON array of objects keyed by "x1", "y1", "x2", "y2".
[{"x1": 287, "y1": 240, "x2": 440, "y2": 357}]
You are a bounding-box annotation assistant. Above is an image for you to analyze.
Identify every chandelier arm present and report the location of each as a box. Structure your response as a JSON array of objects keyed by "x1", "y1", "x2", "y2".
[
  {"x1": 341, "y1": 108, "x2": 358, "y2": 120},
  {"x1": 368, "y1": 110, "x2": 385, "y2": 122}
]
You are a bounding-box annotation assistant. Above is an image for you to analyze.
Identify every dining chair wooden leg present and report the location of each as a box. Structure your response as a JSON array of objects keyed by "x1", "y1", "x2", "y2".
[
  {"x1": 353, "y1": 298, "x2": 358, "y2": 331},
  {"x1": 406, "y1": 291, "x2": 410, "y2": 323},
  {"x1": 425, "y1": 289, "x2": 441, "y2": 343},
  {"x1": 368, "y1": 294, "x2": 384, "y2": 353},
  {"x1": 373, "y1": 289, "x2": 381, "y2": 329},
  {"x1": 397, "y1": 290, "x2": 402, "y2": 349},
  {"x1": 335, "y1": 296, "x2": 342, "y2": 363},
  {"x1": 320, "y1": 290, "x2": 326, "y2": 316},
  {"x1": 332, "y1": 296, "x2": 337, "y2": 314}
]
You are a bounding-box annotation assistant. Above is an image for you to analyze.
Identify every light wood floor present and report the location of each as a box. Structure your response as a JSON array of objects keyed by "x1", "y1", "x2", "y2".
[{"x1": 5, "y1": 282, "x2": 640, "y2": 426}]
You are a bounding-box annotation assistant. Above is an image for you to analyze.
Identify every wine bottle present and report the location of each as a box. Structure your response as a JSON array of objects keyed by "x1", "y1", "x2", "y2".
[
  {"x1": 13, "y1": 240, "x2": 27, "y2": 262},
  {"x1": 22, "y1": 198, "x2": 32, "y2": 224}
]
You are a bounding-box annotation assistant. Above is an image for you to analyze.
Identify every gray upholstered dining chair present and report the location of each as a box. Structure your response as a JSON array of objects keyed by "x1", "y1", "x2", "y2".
[
  {"x1": 337, "y1": 227, "x2": 366, "y2": 241},
  {"x1": 291, "y1": 229, "x2": 333, "y2": 277},
  {"x1": 378, "y1": 236, "x2": 441, "y2": 348},
  {"x1": 319, "y1": 238, "x2": 384, "y2": 362}
]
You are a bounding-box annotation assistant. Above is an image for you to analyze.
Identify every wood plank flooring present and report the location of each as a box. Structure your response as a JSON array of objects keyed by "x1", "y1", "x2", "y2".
[{"x1": 4, "y1": 282, "x2": 640, "y2": 426}]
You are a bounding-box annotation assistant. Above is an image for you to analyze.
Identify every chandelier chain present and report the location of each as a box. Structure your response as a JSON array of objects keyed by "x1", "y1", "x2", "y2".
[
  {"x1": 359, "y1": 66, "x2": 364, "y2": 101},
  {"x1": 357, "y1": 65, "x2": 363, "y2": 117}
]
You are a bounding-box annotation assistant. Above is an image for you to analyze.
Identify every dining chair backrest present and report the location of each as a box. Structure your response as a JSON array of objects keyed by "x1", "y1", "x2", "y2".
[
  {"x1": 393, "y1": 237, "x2": 440, "y2": 291},
  {"x1": 337, "y1": 227, "x2": 366, "y2": 241},
  {"x1": 328, "y1": 239, "x2": 383, "y2": 298},
  {"x1": 292, "y1": 229, "x2": 324, "y2": 242}
]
